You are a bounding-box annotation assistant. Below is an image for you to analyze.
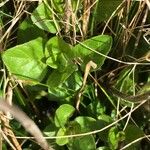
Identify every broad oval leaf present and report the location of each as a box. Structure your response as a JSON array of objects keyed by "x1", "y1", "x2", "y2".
[
  {"x1": 73, "y1": 35, "x2": 112, "y2": 71},
  {"x1": 69, "y1": 135, "x2": 96, "y2": 150},
  {"x1": 45, "y1": 36, "x2": 74, "y2": 70},
  {"x1": 75, "y1": 116, "x2": 96, "y2": 132},
  {"x1": 2, "y1": 37, "x2": 47, "y2": 82},
  {"x1": 87, "y1": 101, "x2": 106, "y2": 118},
  {"x1": 31, "y1": 2, "x2": 59, "y2": 33},
  {"x1": 17, "y1": 17, "x2": 46, "y2": 44},
  {"x1": 47, "y1": 71, "x2": 82, "y2": 103},
  {"x1": 44, "y1": 124, "x2": 57, "y2": 137},
  {"x1": 54, "y1": 104, "x2": 75, "y2": 127},
  {"x1": 108, "y1": 127, "x2": 125, "y2": 149},
  {"x1": 47, "y1": 64, "x2": 77, "y2": 88},
  {"x1": 124, "y1": 124, "x2": 144, "y2": 150},
  {"x1": 45, "y1": 36, "x2": 78, "y2": 87},
  {"x1": 56, "y1": 128, "x2": 69, "y2": 146},
  {"x1": 75, "y1": 116, "x2": 110, "y2": 142}
]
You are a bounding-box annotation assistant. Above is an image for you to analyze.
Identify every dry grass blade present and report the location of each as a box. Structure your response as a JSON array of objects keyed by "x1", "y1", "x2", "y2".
[
  {"x1": 0, "y1": 112, "x2": 22, "y2": 150},
  {"x1": 0, "y1": 100, "x2": 54, "y2": 150},
  {"x1": 76, "y1": 61, "x2": 97, "y2": 110}
]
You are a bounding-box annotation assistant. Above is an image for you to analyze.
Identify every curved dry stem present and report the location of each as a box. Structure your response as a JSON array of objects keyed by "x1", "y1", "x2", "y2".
[{"x1": 0, "y1": 100, "x2": 54, "y2": 150}]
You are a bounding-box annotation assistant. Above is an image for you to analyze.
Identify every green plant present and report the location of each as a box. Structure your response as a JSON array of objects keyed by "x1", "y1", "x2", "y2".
[{"x1": 0, "y1": 0, "x2": 150, "y2": 150}]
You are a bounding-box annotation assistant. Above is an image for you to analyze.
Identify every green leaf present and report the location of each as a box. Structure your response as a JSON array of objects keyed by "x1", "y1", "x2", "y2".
[
  {"x1": 44, "y1": 124, "x2": 57, "y2": 137},
  {"x1": 75, "y1": 116, "x2": 110, "y2": 142},
  {"x1": 65, "y1": 71, "x2": 83, "y2": 91},
  {"x1": 48, "y1": 85, "x2": 71, "y2": 102},
  {"x1": 45, "y1": 36, "x2": 75, "y2": 70},
  {"x1": 47, "y1": 64, "x2": 77, "y2": 88},
  {"x1": 108, "y1": 127, "x2": 125, "y2": 149},
  {"x1": 94, "y1": 0, "x2": 122, "y2": 22},
  {"x1": 52, "y1": 0, "x2": 64, "y2": 13},
  {"x1": 69, "y1": 135, "x2": 96, "y2": 150},
  {"x1": 56, "y1": 121, "x2": 81, "y2": 146},
  {"x1": 87, "y1": 101, "x2": 106, "y2": 118},
  {"x1": 46, "y1": 53, "x2": 68, "y2": 70},
  {"x1": 54, "y1": 104, "x2": 75, "y2": 127},
  {"x1": 73, "y1": 35, "x2": 112, "y2": 71},
  {"x1": 31, "y1": 2, "x2": 59, "y2": 33},
  {"x1": 67, "y1": 121, "x2": 81, "y2": 134},
  {"x1": 2, "y1": 37, "x2": 47, "y2": 82},
  {"x1": 47, "y1": 71, "x2": 82, "y2": 103},
  {"x1": 46, "y1": 35, "x2": 111, "y2": 87},
  {"x1": 17, "y1": 17, "x2": 46, "y2": 44},
  {"x1": 75, "y1": 116, "x2": 96, "y2": 132},
  {"x1": 45, "y1": 36, "x2": 78, "y2": 87},
  {"x1": 56, "y1": 128, "x2": 69, "y2": 146},
  {"x1": 68, "y1": 121, "x2": 96, "y2": 149},
  {"x1": 124, "y1": 124, "x2": 144, "y2": 150},
  {"x1": 98, "y1": 114, "x2": 113, "y2": 123}
]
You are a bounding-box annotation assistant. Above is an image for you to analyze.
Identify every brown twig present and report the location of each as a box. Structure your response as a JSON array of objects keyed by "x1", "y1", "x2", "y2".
[
  {"x1": 0, "y1": 113, "x2": 22, "y2": 150},
  {"x1": 0, "y1": 100, "x2": 54, "y2": 150}
]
